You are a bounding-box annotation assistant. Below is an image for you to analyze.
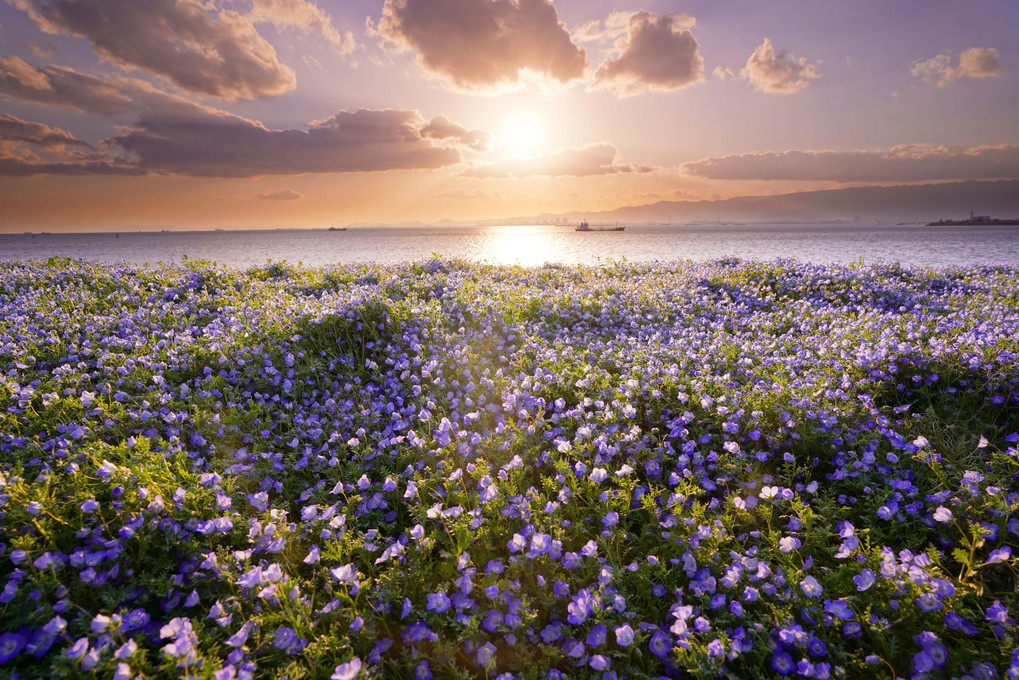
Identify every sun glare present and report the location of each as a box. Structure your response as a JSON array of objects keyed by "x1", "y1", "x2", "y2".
[{"x1": 500, "y1": 110, "x2": 547, "y2": 156}]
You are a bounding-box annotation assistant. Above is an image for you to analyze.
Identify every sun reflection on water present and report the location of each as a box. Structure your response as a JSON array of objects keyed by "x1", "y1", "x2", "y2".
[{"x1": 477, "y1": 225, "x2": 560, "y2": 266}]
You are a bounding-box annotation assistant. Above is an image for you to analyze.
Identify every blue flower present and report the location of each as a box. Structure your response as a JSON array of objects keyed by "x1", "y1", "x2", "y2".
[
  {"x1": 649, "y1": 631, "x2": 671, "y2": 659},
  {"x1": 0, "y1": 632, "x2": 25, "y2": 664},
  {"x1": 427, "y1": 591, "x2": 451, "y2": 613},
  {"x1": 772, "y1": 651, "x2": 795, "y2": 676},
  {"x1": 331, "y1": 657, "x2": 362, "y2": 680},
  {"x1": 800, "y1": 576, "x2": 823, "y2": 598},
  {"x1": 853, "y1": 569, "x2": 876, "y2": 591}
]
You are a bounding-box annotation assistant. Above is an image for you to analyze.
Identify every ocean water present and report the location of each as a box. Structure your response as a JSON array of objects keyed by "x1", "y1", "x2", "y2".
[{"x1": 3, "y1": 222, "x2": 1019, "y2": 268}]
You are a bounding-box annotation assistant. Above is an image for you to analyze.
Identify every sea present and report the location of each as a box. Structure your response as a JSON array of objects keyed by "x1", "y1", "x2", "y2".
[{"x1": 3, "y1": 222, "x2": 1019, "y2": 269}]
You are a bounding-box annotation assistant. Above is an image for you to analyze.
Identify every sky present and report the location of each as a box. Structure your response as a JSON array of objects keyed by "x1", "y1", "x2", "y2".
[{"x1": 1, "y1": 0, "x2": 1017, "y2": 231}]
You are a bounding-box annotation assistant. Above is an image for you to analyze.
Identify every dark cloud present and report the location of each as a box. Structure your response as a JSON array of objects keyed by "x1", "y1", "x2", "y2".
[
  {"x1": 421, "y1": 115, "x2": 493, "y2": 152},
  {"x1": 592, "y1": 12, "x2": 704, "y2": 95},
  {"x1": 740, "y1": 38, "x2": 820, "y2": 94},
  {"x1": 0, "y1": 112, "x2": 90, "y2": 148},
  {"x1": 8, "y1": 0, "x2": 296, "y2": 99},
  {"x1": 257, "y1": 189, "x2": 303, "y2": 200},
  {"x1": 911, "y1": 47, "x2": 1001, "y2": 88},
  {"x1": 683, "y1": 144, "x2": 1019, "y2": 183},
  {"x1": 0, "y1": 112, "x2": 140, "y2": 176},
  {"x1": 110, "y1": 108, "x2": 478, "y2": 177},
  {"x1": 463, "y1": 143, "x2": 651, "y2": 178},
  {"x1": 374, "y1": 0, "x2": 586, "y2": 91},
  {"x1": 249, "y1": 0, "x2": 356, "y2": 54},
  {"x1": 0, "y1": 60, "x2": 485, "y2": 177},
  {"x1": 0, "y1": 56, "x2": 211, "y2": 115}
]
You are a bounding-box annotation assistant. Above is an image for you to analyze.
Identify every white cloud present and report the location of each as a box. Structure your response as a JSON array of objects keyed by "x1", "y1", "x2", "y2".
[
  {"x1": 591, "y1": 11, "x2": 703, "y2": 95},
  {"x1": 740, "y1": 38, "x2": 820, "y2": 94},
  {"x1": 911, "y1": 47, "x2": 1001, "y2": 87}
]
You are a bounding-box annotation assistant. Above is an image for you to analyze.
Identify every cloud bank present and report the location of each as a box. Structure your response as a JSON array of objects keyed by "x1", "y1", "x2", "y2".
[
  {"x1": 8, "y1": 0, "x2": 296, "y2": 99},
  {"x1": 683, "y1": 144, "x2": 1019, "y2": 183},
  {"x1": 740, "y1": 38, "x2": 820, "y2": 94},
  {"x1": 911, "y1": 47, "x2": 1001, "y2": 88},
  {"x1": 0, "y1": 112, "x2": 140, "y2": 176},
  {"x1": 1, "y1": 59, "x2": 490, "y2": 177},
  {"x1": 591, "y1": 12, "x2": 704, "y2": 95},
  {"x1": 464, "y1": 143, "x2": 650, "y2": 178},
  {"x1": 373, "y1": 0, "x2": 586, "y2": 91}
]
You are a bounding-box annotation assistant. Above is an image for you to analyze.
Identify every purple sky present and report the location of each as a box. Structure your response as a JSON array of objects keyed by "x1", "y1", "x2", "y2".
[{"x1": 1, "y1": 0, "x2": 1017, "y2": 230}]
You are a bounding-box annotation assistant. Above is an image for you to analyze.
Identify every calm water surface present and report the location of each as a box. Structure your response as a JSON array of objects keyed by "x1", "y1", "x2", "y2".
[{"x1": 3, "y1": 223, "x2": 1019, "y2": 268}]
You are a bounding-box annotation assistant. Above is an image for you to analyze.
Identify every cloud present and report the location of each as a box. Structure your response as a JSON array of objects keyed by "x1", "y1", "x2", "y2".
[
  {"x1": 111, "y1": 107, "x2": 489, "y2": 177},
  {"x1": 257, "y1": 189, "x2": 303, "y2": 200},
  {"x1": 591, "y1": 12, "x2": 704, "y2": 95},
  {"x1": 249, "y1": 0, "x2": 356, "y2": 55},
  {"x1": 911, "y1": 47, "x2": 1001, "y2": 87},
  {"x1": 0, "y1": 60, "x2": 490, "y2": 177},
  {"x1": 8, "y1": 0, "x2": 295, "y2": 99},
  {"x1": 0, "y1": 56, "x2": 216, "y2": 115},
  {"x1": 682, "y1": 144, "x2": 1019, "y2": 183},
  {"x1": 420, "y1": 115, "x2": 493, "y2": 152},
  {"x1": 463, "y1": 143, "x2": 651, "y2": 178},
  {"x1": 0, "y1": 112, "x2": 90, "y2": 148},
  {"x1": 740, "y1": 38, "x2": 820, "y2": 94},
  {"x1": 0, "y1": 112, "x2": 140, "y2": 176},
  {"x1": 372, "y1": 0, "x2": 586, "y2": 92}
]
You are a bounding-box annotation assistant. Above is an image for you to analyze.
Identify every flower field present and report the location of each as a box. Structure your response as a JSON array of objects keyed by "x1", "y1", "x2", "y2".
[{"x1": 1, "y1": 256, "x2": 1018, "y2": 680}]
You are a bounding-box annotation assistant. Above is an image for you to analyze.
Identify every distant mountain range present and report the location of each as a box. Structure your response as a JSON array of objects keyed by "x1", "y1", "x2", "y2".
[
  {"x1": 362, "y1": 180, "x2": 1019, "y2": 228},
  {"x1": 568, "y1": 179, "x2": 1019, "y2": 224}
]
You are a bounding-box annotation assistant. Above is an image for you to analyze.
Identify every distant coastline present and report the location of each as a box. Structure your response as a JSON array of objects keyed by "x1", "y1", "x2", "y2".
[{"x1": 926, "y1": 218, "x2": 1019, "y2": 226}]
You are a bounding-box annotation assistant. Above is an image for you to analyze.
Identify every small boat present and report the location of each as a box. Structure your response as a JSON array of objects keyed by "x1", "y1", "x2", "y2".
[{"x1": 575, "y1": 221, "x2": 624, "y2": 232}]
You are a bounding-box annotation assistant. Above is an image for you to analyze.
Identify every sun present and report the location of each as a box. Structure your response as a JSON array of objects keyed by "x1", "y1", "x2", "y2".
[{"x1": 499, "y1": 110, "x2": 547, "y2": 156}]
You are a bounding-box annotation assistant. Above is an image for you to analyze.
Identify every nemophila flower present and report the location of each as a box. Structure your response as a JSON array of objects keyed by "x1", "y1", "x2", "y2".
[
  {"x1": 477, "y1": 642, "x2": 497, "y2": 669},
  {"x1": 932, "y1": 506, "x2": 953, "y2": 523},
  {"x1": 779, "y1": 536, "x2": 801, "y2": 552},
  {"x1": 586, "y1": 624, "x2": 606, "y2": 647},
  {"x1": 824, "y1": 600, "x2": 853, "y2": 620},
  {"x1": 915, "y1": 593, "x2": 943, "y2": 613},
  {"x1": 589, "y1": 655, "x2": 609, "y2": 671},
  {"x1": 986, "y1": 600, "x2": 1012, "y2": 625},
  {"x1": 427, "y1": 591, "x2": 451, "y2": 613},
  {"x1": 649, "y1": 631, "x2": 671, "y2": 659},
  {"x1": 800, "y1": 576, "x2": 823, "y2": 598},
  {"x1": 985, "y1": 547, "x2": 1011, "y2": 564},
  {"x1": 853, "y1": 569, "x2": 876, "y2": 591},
  {"x1": 609, "y1": 623, "x2": 633, "y2": 647},
  {"x1": 332, "y1": 657, "x2": 362, "y2": 680},
  {"x1": 274, "y1": 627, "x2": 300, "y2": 651},
  {"x1": 0, "y1": 632, "x2": 25, "y2": 664},
  {"x1": 66, "y1": 637, "x2": 89, "y2": 661},
  {"x1": 772, "y1": 651, "x2": 795, "y2": 676},
  {"x1": 331, "y1": 564, "x2": 356, "y2": 584}
]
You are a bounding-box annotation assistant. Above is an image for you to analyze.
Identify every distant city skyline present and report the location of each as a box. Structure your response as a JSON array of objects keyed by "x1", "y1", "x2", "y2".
[{"x1": 1, "y1": 0, "x2": 1017, "y2": 231}]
